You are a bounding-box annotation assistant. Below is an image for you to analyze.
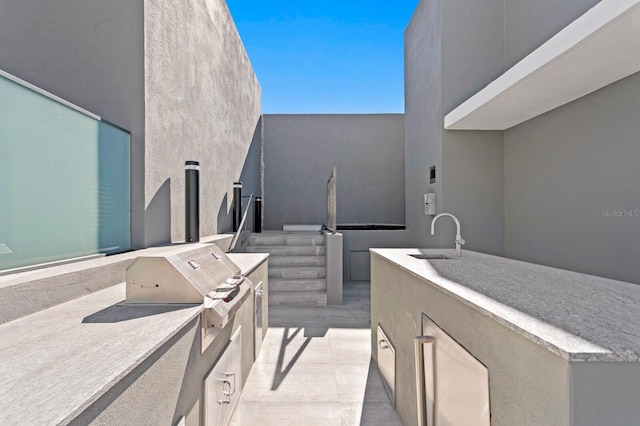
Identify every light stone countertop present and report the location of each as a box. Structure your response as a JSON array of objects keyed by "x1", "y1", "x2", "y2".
[
  {"x1": 0, "y1": 248, "x2": 270, "y2": 425},
  {"x1": 371, "y1": 248, "x2": 640, "y2": 362},
  {"x1": 0, "y1": 284, "x2": 203, "y2": 425}
]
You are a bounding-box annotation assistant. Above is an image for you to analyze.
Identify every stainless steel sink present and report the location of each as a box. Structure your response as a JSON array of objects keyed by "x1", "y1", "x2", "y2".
[{"x1": 409, "y1": 254, "x2": 451, "y2": 260}]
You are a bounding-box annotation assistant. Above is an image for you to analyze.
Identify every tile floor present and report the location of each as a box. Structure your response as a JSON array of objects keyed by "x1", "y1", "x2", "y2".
[{"x1": 230, "y1": 282, "x2": 401, "y2": 426}]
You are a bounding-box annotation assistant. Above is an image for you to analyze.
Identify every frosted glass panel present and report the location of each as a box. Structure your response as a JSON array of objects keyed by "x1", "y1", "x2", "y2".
[{"x1": 0, "y1": 73, "x2": 130, "y2": 271}]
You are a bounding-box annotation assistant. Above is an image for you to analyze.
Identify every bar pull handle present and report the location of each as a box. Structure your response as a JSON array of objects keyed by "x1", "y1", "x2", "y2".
[
  {"x1": 224, "y1": 372, "x2": 237, "y2": 396},
  {"x1": 216, "y1": 378, "x2": 232, "y2": 404},
  {"x1": 415, "y1": 335, "x2": 436, "y2": 426}
]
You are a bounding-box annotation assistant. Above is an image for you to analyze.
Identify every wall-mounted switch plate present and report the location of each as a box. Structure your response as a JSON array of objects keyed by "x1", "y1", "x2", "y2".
[{"x1": 425, "y1": 193, "x2": 436, "y2": 215}]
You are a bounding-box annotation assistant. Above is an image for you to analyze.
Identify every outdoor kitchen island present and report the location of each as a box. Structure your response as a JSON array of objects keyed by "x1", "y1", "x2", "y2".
[
  {"x1": 371, "y1": 248, "x2": 640, "y2": 426},
  {"x1": 0, "y1": 239, "x2": 268, "y2": 426}
]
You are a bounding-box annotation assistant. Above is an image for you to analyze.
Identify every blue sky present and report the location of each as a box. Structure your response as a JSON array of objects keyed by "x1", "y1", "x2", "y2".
[{"x1": 226, "y1": 1, "x2": 419, "y2": 114}]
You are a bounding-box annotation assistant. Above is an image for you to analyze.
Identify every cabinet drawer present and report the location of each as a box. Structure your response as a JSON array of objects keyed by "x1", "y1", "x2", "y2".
[{"x1": 376, "y1": 324, "x2": 396, "y2": 405}]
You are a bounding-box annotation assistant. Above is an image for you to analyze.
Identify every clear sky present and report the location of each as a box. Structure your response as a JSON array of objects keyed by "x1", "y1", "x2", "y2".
[{"x1": 226, "y1": 1, "x2": 419, "y2": 114}]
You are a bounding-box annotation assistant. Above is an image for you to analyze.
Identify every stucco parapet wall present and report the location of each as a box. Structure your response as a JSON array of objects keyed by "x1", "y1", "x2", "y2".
[
  {"x1": 372, "y1": 248, "x2": 640, "y2": 362},
  {"x1": 0, "y1": 235, "x2": 233, "y2": 324}
]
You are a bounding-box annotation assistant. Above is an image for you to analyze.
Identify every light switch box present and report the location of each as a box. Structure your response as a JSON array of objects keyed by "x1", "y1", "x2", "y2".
[{"x1": 425, "y1": 193, "x2": 436, "y2": 215}]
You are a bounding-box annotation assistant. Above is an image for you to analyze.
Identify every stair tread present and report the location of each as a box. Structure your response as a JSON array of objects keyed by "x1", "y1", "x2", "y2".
[
  {"x1": 249, "y1": 233, "x2": 325, "y2": 247},
  {"x1": 246, "y1": 246, "x2": 325, "y2": 255},
  {"x1": 268, "y1": 290, "x2": 327, "y2": 306},
  {"x1": 269, "y1": 266, "x2": 326, "y2": 271},
  {"x1": 269, "y1": 256, "x2": 326, "y2": 267},
  {"x1": 269, "y1": 279, "x2": 327, "y2": 292},
  {"x1": 269, "y1": 290, "x2": 327, "y2": 295}
]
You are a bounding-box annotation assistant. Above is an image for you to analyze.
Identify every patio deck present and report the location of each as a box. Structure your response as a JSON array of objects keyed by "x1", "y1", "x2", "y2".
[{"x1": 230, "y1": 282, "x2": 401, "y2": 426}]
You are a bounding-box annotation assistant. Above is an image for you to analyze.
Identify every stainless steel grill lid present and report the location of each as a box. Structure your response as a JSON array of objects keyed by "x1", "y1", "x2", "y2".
[{"x1": 126, "y1": 244, "x2": 252, "y2": 329}]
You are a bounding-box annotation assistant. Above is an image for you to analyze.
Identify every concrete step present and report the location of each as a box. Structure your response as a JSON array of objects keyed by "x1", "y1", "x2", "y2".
[
  {"x1": 268, "y1": 266, "x2": 326, "y2": 280},
  {"x1": 268, "y1": 291, "x2": 327, "y2": 306},
  {"x1": 249, "y1": 233, "x2": 324, "y2": 247},
  {"x1": 269, "y1": 256, "x2": 326, "y2": 268},
  {"x1": 246, "y1": 245, "x2": 325, "y2": 256},
  {"x1": 269, "y1": 279, "x2": 327, "y2": 292}
]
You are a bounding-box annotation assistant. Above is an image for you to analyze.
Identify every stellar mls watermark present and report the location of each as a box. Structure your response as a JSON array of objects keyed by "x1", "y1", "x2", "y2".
[{"x1": 602, "y1": 209, "x2": 639, "y2": 218}]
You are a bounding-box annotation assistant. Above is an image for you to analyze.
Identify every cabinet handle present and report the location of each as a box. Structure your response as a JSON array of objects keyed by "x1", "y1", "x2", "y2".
[
  {"x1": 216, "y1": 378, "x2": 232, "y2": 404},
  {"x1": 414, "y1": 335, "x2": 436, "y2": 426},
  {"x1": 224, "y1": 372, "x2": 236, "y2": 396},
  {"x1": 378, "y1": 339, "x2": 390, "y2": 350}
]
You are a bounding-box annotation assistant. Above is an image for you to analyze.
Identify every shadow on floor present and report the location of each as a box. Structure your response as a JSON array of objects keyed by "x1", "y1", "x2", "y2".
[{"x1": 271, "y1": 327, "x2": 312, "y2": 390}]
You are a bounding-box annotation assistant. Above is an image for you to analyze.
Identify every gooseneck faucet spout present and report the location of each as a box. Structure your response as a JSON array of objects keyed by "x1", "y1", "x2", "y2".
[{"x1": 431, "y1": 213, "x2": 465, "y2": 256}]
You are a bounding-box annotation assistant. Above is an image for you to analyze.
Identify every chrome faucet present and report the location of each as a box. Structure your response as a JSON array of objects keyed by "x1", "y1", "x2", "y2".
[{"x1": 431, "y1": 213, "x2": 465, "y2": 256}]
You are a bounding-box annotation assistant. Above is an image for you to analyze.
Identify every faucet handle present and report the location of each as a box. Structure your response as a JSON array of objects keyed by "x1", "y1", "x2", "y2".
[{"x1": 456, "y1": 237, "x2": 465, "y2": 245}]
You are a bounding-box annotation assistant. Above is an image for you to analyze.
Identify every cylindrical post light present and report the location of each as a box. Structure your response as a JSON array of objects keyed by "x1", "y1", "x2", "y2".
[
  {"x1": 185, "y1": 161, "x2": 200, "y2": 242},
  {"x1": 254, "y1": 196, "x2": 262, "y2": 233},
  {"x1": 233, "y1": 182, "x2": 243, "y2": 232}
]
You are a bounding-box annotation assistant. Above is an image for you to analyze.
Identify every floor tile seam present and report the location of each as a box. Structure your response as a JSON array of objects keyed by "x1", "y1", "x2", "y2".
[
  {"x1": 250, "y1": 360, "x2": 369, "y2": 367},
  {"x1": 261, "y1": 335, "x2": 371, "y2": 343},
  {"x1": 234, "y1": 401, "x2": 364, "y2": 407}
]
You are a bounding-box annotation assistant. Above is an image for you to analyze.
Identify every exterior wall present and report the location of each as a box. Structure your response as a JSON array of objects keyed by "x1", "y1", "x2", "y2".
[
  {"x1": 0, "y1": 0, "x2": 262, "y2": 249},
  {"x1": 440, "y1": 0, "x2": 505, "y2": 256},
  {"x1": 0, "y1": 0, "x2": 146, "y2": 249},
  {"x1": 504, "y1": 0, "x2": 598, "y2": 68},
  {"x1": 406, "y1": 0, "x2": 639, "y2": 282},
  {"x1": 342, "y1": 230, "x2": 409, "y2": 281},
  {"x1": 404, "y1": 0, "x2": 442, "y2": 248},
  {"x1": 504, "y1": 74, "x2": 640, "y2": 284},
  {"x1": 237, "y1": 117, "x2": 264, "y2": 234},
  {"x1": 404, "y1": 0, "x2": 504, "y2": 255},
  {"x1": 144, "y1": 0, "x2": 261, "y2": 245},
  {"x1": 263, "y1": 114, "x2": 405, "y2": 230},
  {"x1": 503, "y1": 0, "x2": 640, "y2": 284}
]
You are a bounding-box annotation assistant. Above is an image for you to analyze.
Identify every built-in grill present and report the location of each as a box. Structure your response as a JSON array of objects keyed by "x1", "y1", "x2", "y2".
[{"x1": 126, "y1": 244, "x2": 253, "y2": 351}]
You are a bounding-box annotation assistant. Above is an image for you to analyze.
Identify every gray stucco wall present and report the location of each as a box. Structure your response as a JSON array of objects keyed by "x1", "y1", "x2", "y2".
[
  {"x1": 0, "y1": 0, "x2": 261, "y2": 249},
  {"x1": 404, "y1": 0, "x2": 442, "y2": 249},
  {"x1": 502, "y1": 0, "x2": 640, "y2": 284},
  {"x1": 439, "y1": 0, "x2": 505, "y2": 256},
  {"x1": 404, "y1": 0, "x2": 504, "y2": 255},
  {"x1": 144, "y1": 0, "x2": 261, "y2": 244},
  {"x1": 237, "y1": 117, "x2": 264, "y2": 234},
  {"x1": 0, "y1": 0, "x2": 146, "y2": 249},
  {"x1": 504, "y1": 0, "x2": 598, "y2": 68},
  {"x1": 263, "y1": 114, "x2": 405, "y2": 230},
  {"x1": 504, "y1": 74, "x2": 640, "y2": 284},
  {"x1": 406, "y1": 0, "x2": 640, "y2": 282}
]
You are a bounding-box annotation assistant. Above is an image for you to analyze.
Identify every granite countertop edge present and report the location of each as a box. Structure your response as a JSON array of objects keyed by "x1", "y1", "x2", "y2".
[{"x1": 371, "y1": 248, "x2": 640, "y2": 363}]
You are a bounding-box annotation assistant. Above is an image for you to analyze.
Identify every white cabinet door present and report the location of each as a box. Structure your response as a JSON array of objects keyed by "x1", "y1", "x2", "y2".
[
  {"x1": 421, "y1": 314, "x2": 490, "y2": 426},
  {"x1": 204, "y1": 327, "x2": 242, "y2": 426}
]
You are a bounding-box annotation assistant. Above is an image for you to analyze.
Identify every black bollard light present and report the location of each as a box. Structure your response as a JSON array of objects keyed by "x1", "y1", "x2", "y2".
[
  {"x1": 185, "y1": 161, "x2": 200, "y2": 242},
  {"x1": 233, "y1": 182, "x2": 242, "y2": 232},
  {"x1": 254, "y1": 196, "x2": 262, "y2": 233}
]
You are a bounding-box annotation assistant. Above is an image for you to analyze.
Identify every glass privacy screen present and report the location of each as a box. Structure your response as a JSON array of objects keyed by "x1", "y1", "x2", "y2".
[{"x1": 0, "y1": 72, "x2": 130, "y2": 271}]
